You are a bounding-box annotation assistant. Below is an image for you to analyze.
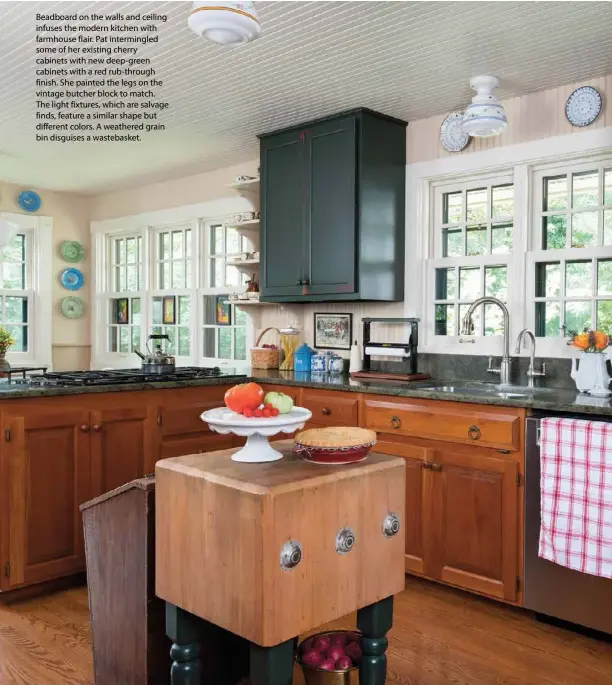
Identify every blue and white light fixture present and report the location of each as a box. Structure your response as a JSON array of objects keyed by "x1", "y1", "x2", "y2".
[
  {"x1": 462, "y1": 75, "x2": 508, "y2": 138},
  {"x1": 188, "y1": 1, "x2": 261, "y2": 46}
]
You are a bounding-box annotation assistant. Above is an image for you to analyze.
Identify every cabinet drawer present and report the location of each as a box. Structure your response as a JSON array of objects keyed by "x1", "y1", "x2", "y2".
[
  {"x1": 363, "y1": 398, "x2": 520, "y2": 451},
  {"x1": 301, "y1": 390, "x2": 359, "y2": 427}
]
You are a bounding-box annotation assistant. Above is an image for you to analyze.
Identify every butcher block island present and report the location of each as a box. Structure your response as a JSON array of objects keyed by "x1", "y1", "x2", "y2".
[{"x1": 155, "y1": 442, "x2": 406, "y2": 685}]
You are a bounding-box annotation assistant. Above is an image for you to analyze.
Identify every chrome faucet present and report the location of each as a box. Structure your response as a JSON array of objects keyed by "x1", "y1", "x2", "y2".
[
  {"x1": 515, "y1": 328, "x2": 546, "y2": 388},
  {"x1": 460, "y1": 296, "x2": 512, "y2": 385}
]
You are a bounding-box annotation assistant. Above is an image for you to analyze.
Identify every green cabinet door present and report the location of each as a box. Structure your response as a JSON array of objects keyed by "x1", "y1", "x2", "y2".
[
  {"x1": 304, "y1": 117, "x2": 356, "y2": 296},
  {"x1": 260, "y1": 130, "x2": 304, "y2": 299}
]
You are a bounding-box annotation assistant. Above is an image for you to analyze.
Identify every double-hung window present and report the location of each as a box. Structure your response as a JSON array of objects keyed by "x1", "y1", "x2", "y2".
[
  {"x1": 96, "y1": 218, "x2": 252, "y2": 369},
  {"x1": 429, "y1": 175, "x2": 515, "y2": 347},
  {"x1": 530, "y1": 159, "x2": 612, "y2": 344},
  {"x1": 107, "y1": 232, "x2": 143, "y2": 355},
  {"x1": 0, "y1": 213, "x2": 51, "y2": 367}
]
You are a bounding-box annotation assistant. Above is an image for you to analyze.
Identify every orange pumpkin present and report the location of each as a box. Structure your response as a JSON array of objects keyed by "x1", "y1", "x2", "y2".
[{"x1": 224, "y1": 382, "x2": 264, "y2": 414}]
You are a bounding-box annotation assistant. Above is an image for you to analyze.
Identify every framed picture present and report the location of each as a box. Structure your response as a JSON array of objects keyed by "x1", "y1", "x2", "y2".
[
  {"x1": 216, "y1": 295, "x2": 231, "y2": 326},
  {"x1": 313, "y1": 313, "x2": 352, "y2": 350},
  {"x1": 115, "y1": 297, "x2": 129, "y2": 325},
  {"x1": 162, "y1": 296, "x2": 176, "y2": 324}
]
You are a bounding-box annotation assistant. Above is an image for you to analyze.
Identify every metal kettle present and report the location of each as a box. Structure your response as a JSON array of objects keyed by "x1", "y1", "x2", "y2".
[{"x1": 135, "y1": 334, "x2": 176, "y2": 374}]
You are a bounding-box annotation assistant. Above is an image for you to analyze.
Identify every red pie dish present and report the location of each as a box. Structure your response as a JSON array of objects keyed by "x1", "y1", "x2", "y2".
[{"x1": 293, "y1": 427, "x2": 376, "y2": 465}]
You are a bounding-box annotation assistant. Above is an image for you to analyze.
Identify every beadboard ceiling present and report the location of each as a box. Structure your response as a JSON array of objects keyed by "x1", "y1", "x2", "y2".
[{"x1": 1, "y1": 1, "x2": 612, "y2": 194}]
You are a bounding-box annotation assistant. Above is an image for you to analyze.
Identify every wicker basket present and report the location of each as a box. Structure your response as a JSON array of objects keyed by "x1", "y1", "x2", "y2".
[{"x1": 250, "y1": 327, "x2": 281, "y2": 369}]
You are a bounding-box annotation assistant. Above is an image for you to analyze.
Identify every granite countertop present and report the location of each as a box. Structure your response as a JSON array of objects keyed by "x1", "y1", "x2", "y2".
[
  {"x1": 0, "y1": 368, "x2": 611, "y2": 417},
  {"x1": 250, "y1": 369, "x2": 612, "y2": 417}
]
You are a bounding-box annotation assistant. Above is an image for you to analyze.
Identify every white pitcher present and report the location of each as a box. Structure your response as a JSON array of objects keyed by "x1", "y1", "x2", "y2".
[{"x1": 570, "y1": 352, "x2": 612, "y2": 393}]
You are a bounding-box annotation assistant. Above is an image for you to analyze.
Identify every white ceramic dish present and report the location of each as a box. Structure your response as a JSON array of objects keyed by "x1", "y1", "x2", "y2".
[{"x1": 200, "y1": 406, "x2": 312, "y2": 463}]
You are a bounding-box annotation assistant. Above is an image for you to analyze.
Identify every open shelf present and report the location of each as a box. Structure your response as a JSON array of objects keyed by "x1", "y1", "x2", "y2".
[
  {"x1": 225, "y1": 219, "x2": 259, "y2": 231},
  {"x1": 225, "y1": 299, "x2": 277, "y2": 307},
  {"x1": 227, "y1": 258, "x2": 260, "y2": 269},
  {"x1": 228, "y1": 177, "x2": 260, "y2": 194}
]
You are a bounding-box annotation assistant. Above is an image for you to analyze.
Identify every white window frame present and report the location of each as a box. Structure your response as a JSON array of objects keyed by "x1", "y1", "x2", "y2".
[
  {"x1": 412, "y1": 126, "x2": 612, "y2": 360},
  {"x1": 527, "y1": 152, "x2": 612, "y2": 356},
  {"x1": 0, "y1": 212, "x2": 52, "y2": 369},
  {"x1": 424, "y1": 171, "x2": 524, "y2": 355},
  {"x1": 91, "y1": 197, "x2": 255, "y2": 370},
  {"x1": 198, "y1": 220, "x2": 252, "y2": 371}
]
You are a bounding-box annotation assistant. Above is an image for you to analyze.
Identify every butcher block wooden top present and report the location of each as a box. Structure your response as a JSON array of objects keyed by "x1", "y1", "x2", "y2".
[{"x1": 155, "y1": 441, "x2": 406, "y2": 646}]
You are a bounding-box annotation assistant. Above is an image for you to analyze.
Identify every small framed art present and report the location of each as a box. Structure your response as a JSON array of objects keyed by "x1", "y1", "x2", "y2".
[
  {"x1": 162, "y1": 296, "x2": 176, "y2": 324},
  {"x1": 115, "y1": 298, "x2": 129, "y2": 325},
  {"x1": 313, "y1": 313, "x2": 352, "y2": 350},
  {"x1": 216, "y1": 296, "x2": 231, "y2": 326}
]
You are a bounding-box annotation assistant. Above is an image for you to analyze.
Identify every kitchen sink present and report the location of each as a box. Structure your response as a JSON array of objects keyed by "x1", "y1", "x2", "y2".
[{"x1": 415, "y1": 382, "x2": 559, "y2": 400}]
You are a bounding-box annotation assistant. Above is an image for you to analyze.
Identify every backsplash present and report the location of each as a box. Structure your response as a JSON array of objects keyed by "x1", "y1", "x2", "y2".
[{"x1": 375, "y1": 353, "x2": 581, "y2": 390}]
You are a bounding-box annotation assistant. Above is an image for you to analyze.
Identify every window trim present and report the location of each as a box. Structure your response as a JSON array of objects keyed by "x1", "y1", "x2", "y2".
[
  {"x1": 0, "y1": 212, "x2": 52, "y2": 369},
  {"x1": 91, "y1": 199, "x2": 255, "y2": 370},
  {"x1": 415, "y1": 139, "x2": 612, "y2": 359}
]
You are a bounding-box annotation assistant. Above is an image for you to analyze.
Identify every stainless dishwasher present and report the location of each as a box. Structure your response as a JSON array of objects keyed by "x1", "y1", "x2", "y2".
[{"x1": 524, "y1": 416, "x2": 612, "y2": 634}]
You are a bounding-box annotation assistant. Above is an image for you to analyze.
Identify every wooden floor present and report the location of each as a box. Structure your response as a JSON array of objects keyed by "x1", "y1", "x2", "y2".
[{"x1": 0, "y1": 576, "x2": 611, "y2": 685}]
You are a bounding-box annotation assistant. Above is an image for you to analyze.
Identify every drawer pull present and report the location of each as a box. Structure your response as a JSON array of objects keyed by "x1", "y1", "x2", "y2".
[
  {"x1": 468, "y1": 425, "x2": 481, "y2": 441},
  {"x1": 321, "y1": 407, "x2": 331, "y2": 416},
  {"x1": 335, "y1": 527, "x2": 356, "y2": 554},
  {"x1": 430, "y1": 463, "x2": 442, "y2": 472},
  {"x1": 279, "y1": 540, "x2": 302, "y2": 571},
  {"x1": 80, "y1": 424, "x2": 90, "y2": 433},
  {"x1": 92, "y1": 423, "x2": 102, "y2": 432},
  {"x1": 389, "y1": 415, "x2": 401, "y2": 430},
  {"x1": 423, "y1": 462, "x2": 433, "y2": 470},
  {"x1": 382, "y1": 513, "x2": 400, "y2": 537}
]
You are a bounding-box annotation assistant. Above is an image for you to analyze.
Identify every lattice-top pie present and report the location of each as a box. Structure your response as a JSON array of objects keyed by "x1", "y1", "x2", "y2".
[{"x1": 295, "y1": 426, "x2": 377, "y2": 449}]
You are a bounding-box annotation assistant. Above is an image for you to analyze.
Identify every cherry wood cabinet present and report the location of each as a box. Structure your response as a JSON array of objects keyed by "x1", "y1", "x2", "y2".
[
  {"x1": 362, "y1": 396, "x2": 524, "y2": 604},
  {"x1": 0, "y1": 383, "x2": 525, "y2": 602},
  {"x1": 1, "y1": 408, "x2": 92, "y2": 588}
]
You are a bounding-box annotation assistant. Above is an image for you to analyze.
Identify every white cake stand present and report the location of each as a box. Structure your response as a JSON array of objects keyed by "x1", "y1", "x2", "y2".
[{"x1": 200, "y1": 406, "x2": 312, "y2": 463}]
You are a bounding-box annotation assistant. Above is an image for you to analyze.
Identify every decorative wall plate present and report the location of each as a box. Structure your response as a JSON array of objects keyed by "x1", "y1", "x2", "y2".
[
  {"x1": 60, "y1": 267, "x2": 84, "y2": 291},
  {"x1": 17, "y1": 190, "x2": 41, "y2": 212},
  {"x1": 60, "y1": 240, "x2": 84, "y2": 262},
  {"x1": 440, "y1": 113, "x2": 470, "y2": 152},
  {"x1": 60, "y1": 296, "x2": 85, "y2": 319},
  {"x1": 565, "y1": 86, "x2": 602, "y2": 127}
]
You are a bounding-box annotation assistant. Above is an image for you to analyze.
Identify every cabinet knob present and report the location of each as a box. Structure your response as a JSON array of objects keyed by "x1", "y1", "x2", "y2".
[
  {"x1": 297, "y1": 279, "x2": 304, "y2": 286},
  {"x1": 335, "y1": 527, "x2": 356, "y2": 555},
  {"x1": 431, "y1": 463, "x2": 443, "y2": 472},
  {"x1": 382, "y1": 513, "x2": 400, "y2": 537},
  {"x1": 321, "y1": 407, "x2": 331, "y2": 416},
  {"x1": 92, "y1": 424, "x2": 102, "y2": 432},
  {"x1": 303, "y1": 278, "x2": 310, "y2": 286},
  {"x1": 389, "y1": 415, "x2": 401, "y2": 430},
  {"x1": 279, "y1": 540, "x2": 302, "y2": 571},
  {"x1": 468, "y1": 425, "x2": 481, "y2": 441},
  {"x1": 80, "y1": 424, "x2": 90, "y2": 433}
]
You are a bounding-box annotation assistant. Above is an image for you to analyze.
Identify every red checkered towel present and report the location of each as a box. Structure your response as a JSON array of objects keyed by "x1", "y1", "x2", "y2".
[{"x1": 539, "y1": 417, "x2": 612, "y2": 578}]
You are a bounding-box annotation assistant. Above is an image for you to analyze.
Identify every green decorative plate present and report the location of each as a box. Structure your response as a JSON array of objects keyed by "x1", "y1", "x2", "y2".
[
  {"x1": 60, "y1": 240, "x2": 84, "y2": 262},
  {"x1": 60, "y1": 296, "x2": 85, "y2": 319}
]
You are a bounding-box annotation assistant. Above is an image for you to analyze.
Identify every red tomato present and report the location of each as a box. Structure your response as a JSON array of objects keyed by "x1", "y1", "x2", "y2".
[
  {"x1": 224, "y1": 383, "x2": 264, "y2": 414},
  {"x1": 253, "y1": 408, "x2": 264, "y2": 418},
  {"x1": 243, "y1": 407, "x2": 253, "y2": 418},
  {"x1": 271, "y1": 407, "x2": 280, "y2": 416},
  {"x1": 263, "y1": 408, "x2": 272, "y2": 417}
]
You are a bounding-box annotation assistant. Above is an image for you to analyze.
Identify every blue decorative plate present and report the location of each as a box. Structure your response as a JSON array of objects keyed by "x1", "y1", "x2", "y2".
[
  {"x1": 440, "y1": 113, "x2": 470, "y2": 152},
  {"x1": 17, "y1": 190, "x2": 41, "y2": 213},
  {"x1": 565, "y1": 86, "x2": 602, "y2": 127},
  {"x1": 60, "y1": 267, "x2": 84, "y2": 291}
]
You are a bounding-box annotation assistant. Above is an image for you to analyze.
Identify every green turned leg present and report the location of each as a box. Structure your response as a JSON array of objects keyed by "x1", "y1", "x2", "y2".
[
  {"x1": 357, "y1": 596, "x2": 394, "y2": 685},
  {"x1": 166, "y1": 603, "x2": 203, "y2": 685},
  {"x1": 250, "y1": 638, "x2": 295, "y2": 685}
]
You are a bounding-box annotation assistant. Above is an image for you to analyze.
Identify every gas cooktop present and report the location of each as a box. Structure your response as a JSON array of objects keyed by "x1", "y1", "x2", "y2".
[{"x1": 9, "y1": 367, "x2": 246, "y2": 387}]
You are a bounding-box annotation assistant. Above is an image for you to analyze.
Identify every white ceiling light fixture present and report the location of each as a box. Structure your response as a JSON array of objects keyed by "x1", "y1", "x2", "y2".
[
  {"x1": 188, "y1": 1, "x2": 261, "y2": 47},
  {"x1": 462, "y1": 75, "x2": 508, "y2": 138},
  {"x1": 0, "y1": 219, "x2": 17, "y2": 249}
]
